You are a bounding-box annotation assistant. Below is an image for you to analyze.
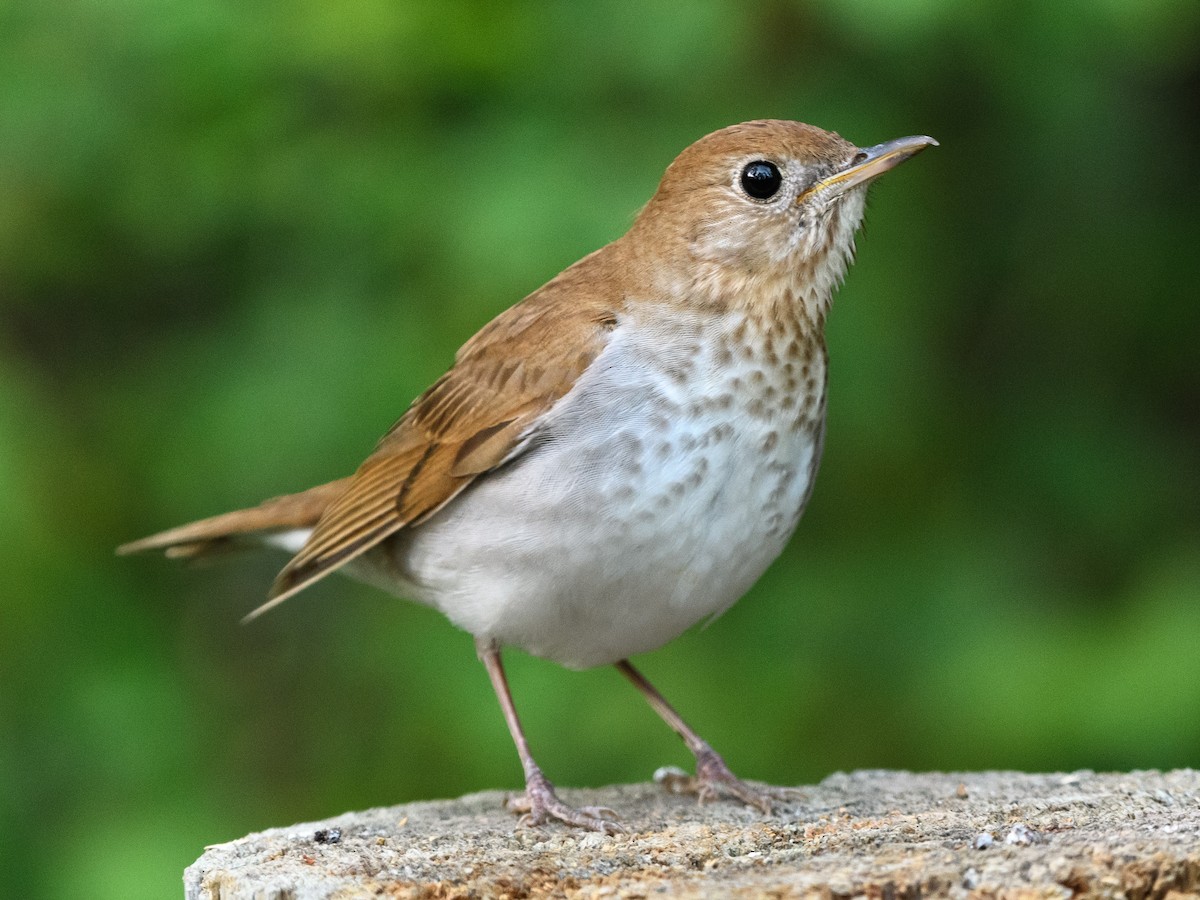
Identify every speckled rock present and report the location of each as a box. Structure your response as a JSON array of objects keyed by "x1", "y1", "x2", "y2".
[{"x1": 185, "y1": 770, "x2": 1200, "y2": 899}]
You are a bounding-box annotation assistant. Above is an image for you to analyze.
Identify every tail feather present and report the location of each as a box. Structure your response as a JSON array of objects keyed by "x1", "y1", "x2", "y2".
[{"x1": 117, "y1": 478, "x2": 352, "y2": 560}]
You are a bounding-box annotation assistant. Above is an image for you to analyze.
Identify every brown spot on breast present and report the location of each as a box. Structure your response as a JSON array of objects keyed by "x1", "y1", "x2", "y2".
[
  {"x1": 704, "y1": 422, "x2": 735, "y2": 444},
  {"x1": 665, "y1": 365, "x2": 688, "y2": 384},
  {"x1": 618, "y1": 434, "x2": 644, "y2": 455}
]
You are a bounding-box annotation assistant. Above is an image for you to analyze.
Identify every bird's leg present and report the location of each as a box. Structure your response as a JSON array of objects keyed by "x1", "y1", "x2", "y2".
[
  {"x1": 476, "y1": 639, "x2": 622, "y2": 834},
  {"x1": 615, "y1": 659, "x2": 780, "y2": 814}
]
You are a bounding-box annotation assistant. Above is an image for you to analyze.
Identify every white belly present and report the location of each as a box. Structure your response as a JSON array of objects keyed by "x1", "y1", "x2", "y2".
[{"x1": 367, "y1": 310, "x2": 826, "y2": 669}]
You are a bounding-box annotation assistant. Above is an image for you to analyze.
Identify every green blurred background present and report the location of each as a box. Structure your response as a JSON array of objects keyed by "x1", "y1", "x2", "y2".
[{"x1": 2, "y1": 0, "x2": 1198, "y2": 896}]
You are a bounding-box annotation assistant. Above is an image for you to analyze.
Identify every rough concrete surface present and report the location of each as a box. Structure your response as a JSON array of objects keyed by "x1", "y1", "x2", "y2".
[{"x1": 186, "y1": 769, "x2": 1200, "y2": 899}]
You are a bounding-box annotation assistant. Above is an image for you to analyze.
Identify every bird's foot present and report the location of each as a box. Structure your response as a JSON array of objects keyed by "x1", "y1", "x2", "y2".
[
  {"x1": 507, "y1": 770, "x2": 625, "y2": 835},
  {"x1": 655, "y1": 748, "x2": 798, "y2": 815}
]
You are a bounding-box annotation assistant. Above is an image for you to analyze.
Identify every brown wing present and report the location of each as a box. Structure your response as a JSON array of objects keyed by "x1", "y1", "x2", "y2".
[{"x1": 251, "y1": 271, "x2": 623, "y2": 619}]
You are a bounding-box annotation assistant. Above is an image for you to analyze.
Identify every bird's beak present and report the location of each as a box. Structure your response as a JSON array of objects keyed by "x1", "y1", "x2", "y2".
[{"x1": 799, "y1": 135, "x2": 938, "y2": 203}]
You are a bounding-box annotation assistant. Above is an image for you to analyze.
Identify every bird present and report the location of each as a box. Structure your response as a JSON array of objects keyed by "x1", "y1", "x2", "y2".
[{"x1": 120, "y1": 119, "x2": 936, "y2": 834}]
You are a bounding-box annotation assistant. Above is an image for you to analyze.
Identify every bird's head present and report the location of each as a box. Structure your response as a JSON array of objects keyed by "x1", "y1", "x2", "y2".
[{"x1": 631, "y1": 119, "x2": 936, "y2": 316}]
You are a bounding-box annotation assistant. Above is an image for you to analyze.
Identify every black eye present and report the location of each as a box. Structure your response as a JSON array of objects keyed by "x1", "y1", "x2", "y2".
[{"x1": 740, "y1": 160, "x2": 782, "y2": 200}]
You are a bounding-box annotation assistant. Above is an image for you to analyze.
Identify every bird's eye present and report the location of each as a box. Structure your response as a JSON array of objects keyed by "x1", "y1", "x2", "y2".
[{"x1": 740, "y1": 161, "x2": 783, "y2": 200}]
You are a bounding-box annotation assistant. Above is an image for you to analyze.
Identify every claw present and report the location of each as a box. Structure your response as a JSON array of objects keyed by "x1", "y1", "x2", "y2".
[
  {"x1": 508, "y1": 772, "x2": 626, "y2": 834},
  {"x1": 655, "y1": 748, "x2": 795, "y2": 816}
]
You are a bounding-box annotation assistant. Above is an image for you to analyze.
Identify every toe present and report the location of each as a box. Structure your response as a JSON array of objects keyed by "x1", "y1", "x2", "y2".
[{"x1": 507, "y1": 781, "x2": 626, "y2": 834}]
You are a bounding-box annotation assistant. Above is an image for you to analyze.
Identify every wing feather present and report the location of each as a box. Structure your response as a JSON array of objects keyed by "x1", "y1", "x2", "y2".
[{"x1": 253, "y1": 268, "x2": 624, "y2": 618}]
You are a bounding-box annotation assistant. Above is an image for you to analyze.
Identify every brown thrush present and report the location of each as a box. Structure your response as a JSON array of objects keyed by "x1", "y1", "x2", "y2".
[{"x1": 121, "y1": 120, "x2": 936, "y2": 833}]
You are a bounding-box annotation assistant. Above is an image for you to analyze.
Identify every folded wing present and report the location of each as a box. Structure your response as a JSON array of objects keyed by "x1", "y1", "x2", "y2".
[{"x1": 252, "y1": 283, "x2": 621, "y2": 619}]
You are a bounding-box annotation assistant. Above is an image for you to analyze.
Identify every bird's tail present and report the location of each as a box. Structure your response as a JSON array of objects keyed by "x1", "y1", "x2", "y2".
[{"x1": 117, "y1": 477, "x2": 352, "y2": 561}]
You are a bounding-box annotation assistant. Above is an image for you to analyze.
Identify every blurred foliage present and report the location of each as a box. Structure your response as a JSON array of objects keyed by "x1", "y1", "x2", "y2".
[{"x1": 2, "y1": 0, "x2": 1198, "y2": 897}]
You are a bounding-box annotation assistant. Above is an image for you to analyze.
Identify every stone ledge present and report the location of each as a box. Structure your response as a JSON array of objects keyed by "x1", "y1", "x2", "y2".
[{"x1": 185, "y1": 769, "x2": 1200, "y2": 899}]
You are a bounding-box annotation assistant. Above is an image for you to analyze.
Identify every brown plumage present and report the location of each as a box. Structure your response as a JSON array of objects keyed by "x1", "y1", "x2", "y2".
[{"x1": 263, "y1": 260, "x2": 625, "y2": 613}]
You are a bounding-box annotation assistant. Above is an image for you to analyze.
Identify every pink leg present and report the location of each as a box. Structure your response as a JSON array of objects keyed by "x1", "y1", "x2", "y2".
[
  {"x1": 477, "y1": 639, "x2": 622, "y2": 833},
  {"x1": 616, "y1": 659, "x2": 778, "y2": 814}
]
